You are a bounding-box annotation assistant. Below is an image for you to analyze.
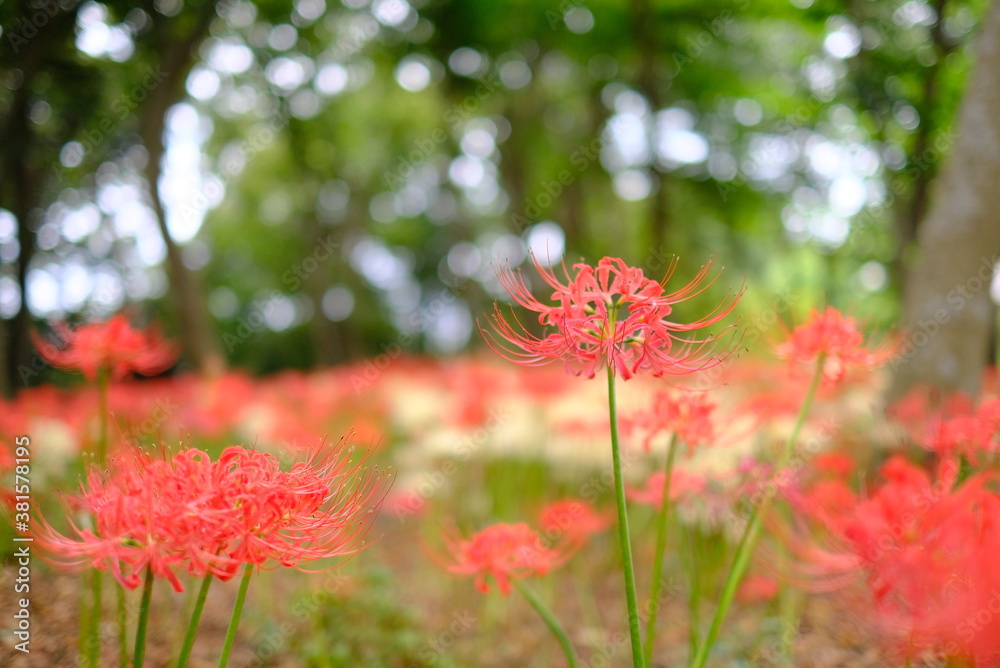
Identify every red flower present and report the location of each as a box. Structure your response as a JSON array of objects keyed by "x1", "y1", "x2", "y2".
[
  {"x1": 737, "y1": 574, "x2": 780, "y2": 603},
  {"x1": 627, "y1": 390, "x2": 718, "y2": 452},
  {"x1": 792, "y1": 456, "x2": 1000, "y2": 663},
  {"x1": 484, "y1": 255, "x2": 741, "y2": 380},
  {"x1": 442, "y1": 522, "x2": 571, "y2": 595},
  {"x1": 537, "y1": 500, "x2": 611, "y2": 548},
  {"x1": 628, "y1": 469, "x2": 707, "y2": 508},
  {"x1": 35, "y1": 439, "x2": 391, "y2": 591},
  {"x1": 32, "y1": 315, "x2": 177, "y2": 380},
  {"x1": 775, "y1": 307, "x2": 898, "y2": 384}
]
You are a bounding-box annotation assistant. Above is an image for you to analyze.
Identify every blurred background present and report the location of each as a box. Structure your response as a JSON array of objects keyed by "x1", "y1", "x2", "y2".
[{"x1": 0, "y1": 0, "x2": 995, "y2": 392}]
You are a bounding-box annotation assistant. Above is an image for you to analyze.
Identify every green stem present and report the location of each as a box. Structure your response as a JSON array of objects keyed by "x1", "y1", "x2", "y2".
[
  {"x1": 643, "y1": 433, "x2": 679, "y2": 667},
  {"x1": 89, "y1": 568, "x2": 103, "y2": 667},
  {"x1": 690, "y1": 356, "x2": 824, "y2": 668},
  {"x1": 78, "y1": 577, "x2": 91, "y2": 668},
  {"x1": 218, "y1": 564, "x2": 254, "y2": 668},
  {"x1": 118, "y1": 585, "x2": 128, "y2": 668},
  {"x1": 97, "y1": 367, "x2": 109, "y2": 466},
  {"x1": 176, "y1": 574, "x2": 214, "y2": 668},
  {"x1": 606, "y1": 365, "x2": 646, "y2": 668},
  {"x1": 515, "y1": 580, "x2": 580, "y2": 668},
  {"x1": 683, "y1": 526, "x2": 701, "y2": 660},
  {"x1": 777, "y1": 583, "x2": 801, "y2": 668},
  {"x1": 133, "y1": 568, "x2": 155, "y2": 668}
]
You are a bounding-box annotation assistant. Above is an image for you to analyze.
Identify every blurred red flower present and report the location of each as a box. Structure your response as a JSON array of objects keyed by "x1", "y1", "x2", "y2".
[
  {"x1": 627, "y1": 469, "x2": 707, "y2": 508},
  {"x1": 627, "y1": 390, "x2": 718, "y2": 452},
  {"x1": 537, "y1": 499, "x2": 611, "y2": 548},
  {"x1": 484, "y1": 255, "x2": 741, "y2": 380},
  {"x1": 792, "y1": 455, "x2": 1000, "y2": 663},
  {"x1": 442, "y1": 522, "x2": 571, "y2": 595},
  {"x1": 32, "y1": 315, "x2": 177, "y2": 380},
  {"x1": 775, "y1": 307, "x2": 898, "y2": 384}
]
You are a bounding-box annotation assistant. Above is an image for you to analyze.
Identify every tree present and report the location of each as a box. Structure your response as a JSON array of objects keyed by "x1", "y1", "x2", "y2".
[{"x1": 892, "y1": 0, "x2": 1000, "y2": 398}]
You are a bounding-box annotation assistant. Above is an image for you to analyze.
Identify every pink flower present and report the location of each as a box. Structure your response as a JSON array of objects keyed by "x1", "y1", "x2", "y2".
[
  {"x1": 775, "y1": 307, "x2": 898, "y2": 384},
  {"x1": 627, "y1": 390, "x2": 717, "y2": 452},
  {"x1": 484, "y1": 255, "x2": 741, "y2": 380},
  {"x1": 442, "y1": 522, "x2": 571, "y2": 595},
  {"x1": 32, "y1": 315, "x2": 177, "y2": 380},
  {"x1": 537, "y1": 500, "x2": 611, "y2": 548},
  {"x1": 628, "y1": 470, "x2": 707, "y2": 508}
]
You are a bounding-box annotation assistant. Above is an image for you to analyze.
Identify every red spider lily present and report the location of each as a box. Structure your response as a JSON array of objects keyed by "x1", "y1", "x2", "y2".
[
  {"x1": 537, "y1": 500, "x2": 611, "y2": 548},
  {"x1": 441, "y1": 522, "x2": 572, "y2": 595},
  {"x1": 627, "y1": 390, "x2": 718, "y2": 452},
  {"x1": 483, "y1": 255, "x2": 741, "y2": 380},
  {"x1": 775, "y1": 307, "x2": 899, "y2": 384},
  {"x1": 628, "y1": 469, "x2": 707, "y2": 508},
  {"x1": 789, "y1": 455, "x2": 1000, "y2": 663},
  {"x1": 889, "y1": 389, "x2": 1000, "y2": 466},
  {"x1": 32, "y1": 315, "x2": 177, "y2": 381},
  {"x1": 35, "y1": 439, "x2": 391, "y2": 592}
]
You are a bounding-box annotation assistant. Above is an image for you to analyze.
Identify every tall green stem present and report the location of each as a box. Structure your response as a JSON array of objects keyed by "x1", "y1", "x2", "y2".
[
  {"x1": 218, "y1": 564, "x2": 254, "y2": 668},
  {"x1": 118, "y1": 585, "x2": 128, "y2": 668},
  {"x1": 690, "y1": 356, "x2": 824, "y2": 668},
  {"x1": 88, "y1": 567, "x2": 102, "y2": 667},
  {"x1": 97, "y1": 367, "x2": 109, "y2": 466},
  {"x1": 681, "y1": 524, "x2": 701, "y2": 659},
  {"x1": 643, "y1": 433, "x2": 679, "y2": 667},
  {"x1": 83, "y1": 368, "x2": 110, "y2": 668},
  {"x1": 515, "y1": 580, "x2": 580, "y2": 668},
  {"x1": 607, "y1": 366, "x2": 646, "y2": 668},
  {"x1": 176, "y1": 575, "x2": 214, "y2": 668},
  {"x1": 133, "y1": 568, "x2": 155, "y2": 668},
  {"x1": 78, "y1": 583, "x2": 91, "y2": 667}
]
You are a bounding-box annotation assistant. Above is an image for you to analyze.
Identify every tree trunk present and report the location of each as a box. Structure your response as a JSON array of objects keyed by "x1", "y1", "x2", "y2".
[
  {"x1": 137, "y1": 0, "x2": 222, "y2": 373},
  {"x1": 891, "y1": 0, "x2": 1000, "y2": 399},
  {"x1": 0, "y1": 5, "x2": 79, "y2": 395}
]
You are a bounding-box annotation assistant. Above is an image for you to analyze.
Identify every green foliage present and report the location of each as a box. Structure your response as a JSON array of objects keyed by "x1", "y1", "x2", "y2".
[
  {"x1": 2, "y1": 0, "x2": 993, "y2": 379},
  {"x1": 288, "y1": 566, "x2": 459, "y2": 668}
]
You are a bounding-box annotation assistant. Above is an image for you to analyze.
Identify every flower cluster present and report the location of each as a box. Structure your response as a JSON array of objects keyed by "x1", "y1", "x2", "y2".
[
  {"x1": 33, "y1": 315, "x2": 177, "y2": 380},
  {"x1": 795, "y1": 455, "x2": 1000, "y2": 663},
  {"x1": 37, "y1": 440, "x2": 391, "y2": 591},
  {"x1": 484, "y1": 255, "x2": 741, "y2": 380},
  {"x1": 442, "y1": 522, "x2": 572, "y2": 595}
]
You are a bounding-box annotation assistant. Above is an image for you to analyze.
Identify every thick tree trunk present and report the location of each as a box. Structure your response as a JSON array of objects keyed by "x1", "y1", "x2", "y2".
[
  {"x1": 891, "y1": 0, "x2": 1000, "y2": 399},
  {"x1": 0, "y1": 5, "x2": 79, "y2": 395}
]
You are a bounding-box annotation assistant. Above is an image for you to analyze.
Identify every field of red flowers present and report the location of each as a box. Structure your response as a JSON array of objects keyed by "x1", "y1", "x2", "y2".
[{"x1": 2, "y1": 258, "x2": 997, "y2": 667}]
